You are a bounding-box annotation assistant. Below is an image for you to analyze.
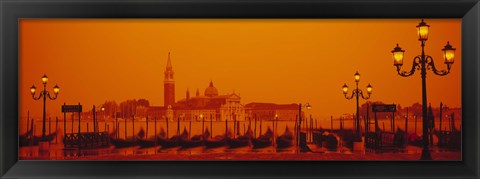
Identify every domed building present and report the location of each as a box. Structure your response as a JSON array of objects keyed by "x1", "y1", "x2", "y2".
[
  {"x1": 173, "y1": 80, "x2": 244, "y2": 122},
  {"x1": 147, "y1": 53, "x2": 299, "y2": 125},
  {"x1": 204, "y1": 81, "x2": 219, "y2": 97}
]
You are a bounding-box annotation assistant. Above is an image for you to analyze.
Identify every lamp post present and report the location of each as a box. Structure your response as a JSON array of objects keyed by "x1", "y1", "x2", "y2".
[
  {"x1": 101, "y1": 107, "x2": 106, "y2": 132},
  {"x1": 30, "y1": 74, "x2": 60, "y2": 141},
  {"x1": 342, "y1": 71, "x2": 372, "y2": 142},
  {"x1": 390, "y1": 19, "x2": 456, "y2": 160},
  {"x1": 297, "y1": 103, "x2": 311, "y2": 152}
]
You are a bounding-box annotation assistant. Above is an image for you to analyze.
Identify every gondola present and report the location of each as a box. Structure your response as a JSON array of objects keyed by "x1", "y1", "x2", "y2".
[
  {"x1": 137, "y1": 137, "x2": 156, "y2": 148},
  {"x1": 20, "y1": 132, "x2": 57, "y2": 147},
  {"x1": 434, "y1": 128, "x2": 461, "y2": 149},
  {"x1": 204, "y1": 135, "x2": 226, "y2": 148},
  {"x1": 157, "y1": 127, "x2": 184, "y2": 149},
  {"x1": 111, "y1": 137, "x2": 137, "y2": 148},
  {"x1": 136, "y1": 128, "x2": 157, "y2": 148},
  {"x1": 407, "y1": 133, "x2": 422, "y2": 147},
  {"x1": 179, "y1": 135, "x2": 204, "y2": 149},
  {"x1": 323, "y1": 133, "x2": 339, "y2": 150},
  {"x1": 393, "y1": 128, "x2": 407, "y2": 148},
  {"x1": 312, "y1": 130, "x2": 323, "y2": 146},
  {"x1": 276, "y1": 126, "x2": 293, "y2": 149},
  {"x1": 252, "y1": 128, "x2": 273, "y2": 149},
  {"x1": 178, "y1": 128, "x2": 204, "y2": 149},
  {"x1": 19, "y1": 127, "x2": 34, "y2": 147},
  {"x1": 339, "y1": 129, "x2": 354, "y2": 149},
  {"x1": 111, "y1": 128, "x2": 148, "y2": 148},
  {"x1": 156, "y1": 136, "x2": 179, "y2": 148},
  {"x1": 226, "y1": 127, "x2": 252, "y2": 148},
  {"x1": 203, "y1": 128, "x2": 226, "y2": 148},
  {"x1": 226, "y1": 136, "x2": 251, "y2": 148}
]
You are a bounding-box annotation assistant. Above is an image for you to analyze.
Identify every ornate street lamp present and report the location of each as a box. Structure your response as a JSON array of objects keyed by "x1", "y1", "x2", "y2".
[
  {"x1": 391, "y1": 19, "x2": 455, "y2": 160},
  {"x1": 30, "y1": 74, "x2": 60, "y2": 141},
  {"x1": 343, "y1": 71, "x2": 372, "y2": 142},
  {"x1": 101, "y1": 106, "x2": 106, "y2": 132}
]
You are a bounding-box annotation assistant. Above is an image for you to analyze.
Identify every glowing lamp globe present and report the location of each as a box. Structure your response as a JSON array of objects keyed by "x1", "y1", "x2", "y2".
[
  {"x1": 392, "y1": 44, "x2": 405, "y2": 66},
  {"x1": 416, "y1": 19, "x2": 430, "y2": 41},
  {"x1": 366, "y1": 84, "x2": 373, "y2": 94},
  {"x1": 354, "y1": 71, "x2": 360, "y2": 82},
  {"x1": 41, "y1": 74, "x2": 48, "y2": 84},
  {"x1": 305, "y1": 103, "x2": 312, "y2": 110},
  {"x1": 53, "y1": 84, "x2": 60, "y2": 94},
  {"x1": 442, "y1": 41, "x2": 456, "y2": 64},
  {"x1": 342, "y1": 84, "x2": 349, "y2": 94},
  {"x1": 30, "y1": 85, "x2": 36, "y2": 95}
]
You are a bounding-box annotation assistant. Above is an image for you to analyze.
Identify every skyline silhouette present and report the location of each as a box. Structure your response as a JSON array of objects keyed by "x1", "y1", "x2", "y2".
[{"x1": 19, "y1": 19, "x2": 461, "y2": 121}]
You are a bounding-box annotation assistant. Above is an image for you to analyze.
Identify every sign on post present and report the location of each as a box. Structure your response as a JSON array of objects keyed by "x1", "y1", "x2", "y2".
[
  {"x1": 62, "y1": 104, "x2": 83, "y2": 112},
  {"x1": 372, "y1": 104, "x2": 396, "y2": 112}
]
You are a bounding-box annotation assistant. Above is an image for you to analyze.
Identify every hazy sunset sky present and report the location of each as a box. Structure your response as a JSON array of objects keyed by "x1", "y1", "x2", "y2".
[{"x1": 19, "y1": 19, "x2": 461, "y2": 121}]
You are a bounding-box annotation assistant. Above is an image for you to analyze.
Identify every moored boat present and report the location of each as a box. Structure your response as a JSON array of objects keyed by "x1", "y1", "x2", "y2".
[
  {"x1": 252, "y1": 128, "x2": 273, "y2": 149},
  {"x1": 177, "y1": 128, "x2": 204, "y2": 149},
  {"x1": 227, "y1": 127, "x2": 252, "y2": 148},
  {"x1": 204, "y1": 135, "x2": 226, "y2": 148},
  {"x1": 136, "y1": 128, "x2": 157, "y2": 148},
  {"x1": 276, "y1": 126, "x2": 293, "y2": 149},
  {"x1": 111, "y1": 138, "x2": 136, "y2": 148}
]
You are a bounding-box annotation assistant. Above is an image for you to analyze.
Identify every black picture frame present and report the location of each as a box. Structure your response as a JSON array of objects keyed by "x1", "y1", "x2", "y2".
[{"x1": 1, "y1": 0, "x2": 479, "y2": 178}]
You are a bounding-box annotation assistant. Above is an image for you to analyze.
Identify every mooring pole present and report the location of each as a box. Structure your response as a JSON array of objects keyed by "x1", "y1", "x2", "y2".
[
  {"x1": 78, "y1": 103, "x2": 81, "y2": 136},
  {"x1": 259, "y1": 116, "x2": 262, "y2": 138},
  {"x1": 71, "y1": 113, "x2": 74, "y2": 134},
  {"x1": 254, "y1": 114, "x2": 257, "y2": 138},
  {"x1": 115, "y1": 113, "x2": 118, "y2": 139},
  {"x1": 132, "y1": 115, "x2": 135, "y2": 141},
  {"x1": 93, "y1": 105, "x2": 96, "y2": 135},
  {"x1": 146, "y1": 114, "x2": 149, "y2": 139},
  {"x1": 124, "y1": 116, "x2": 127, "y2": 139},
  {"x1": 177, "y1": 117, "x2": 180, "y2": 136},
  {"x1": 366, "y1": 104, "x2": 370, "y2": 133},
  {"x1": 63, "y1": 106, "x2": 67, "y2": 147},
  {"x1": 154, "y1": 116, "x2": 157, "y2": 145},
  {"x1": 233, "y1": 114, "x2": 236, "y2": 138},
  {"x1": 405, "y1": 108, "x2": 409, "y2": 146},
  {"x1": 166, "y1": 116, "x2": 169, "y2": 138},
  {"x1": 451, "y1": 112, "x2": 455, "y2": 132},
  {"x1": 414, "y1": 115, "x2": 417, "y2": 135},
  {"x1": 210, "y1": 115, "x2": 213, "y2": 139},
  {"x1": 154, "y1": 116, "x2": 157, "y2": 139},
  {"x1": 55, "y1": 116, "x2": 58, "y2": 143},
  {"x1": 330, "y1": 116, "x2": 333, "y2": 133},
  {"x1": 26, "y1": 111, "x2": 30, "y2": 135},
  {"x1": 439, "y1": 103, "x2": 443, "y2": 133},
  {"x1": 392, "y1": 111, "x2": 396, "y2": 133},
  {"x1": 32, "y1": 122, "x2": 35, "y2": 146},
  {"x1": 374, "y1": 112, "x2": 378, "y2": 133},
  {"x1": 48, "y1": 117, "x2": 51, "y2": 136}
]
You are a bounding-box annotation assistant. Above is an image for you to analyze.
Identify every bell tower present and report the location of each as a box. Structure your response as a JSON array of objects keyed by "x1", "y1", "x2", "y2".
[{"x1": 164, "y1": 52, "x2": 175, "y2": 107}]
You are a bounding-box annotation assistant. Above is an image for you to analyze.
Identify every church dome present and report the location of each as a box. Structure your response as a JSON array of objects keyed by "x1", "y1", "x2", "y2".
[{"x1": 204, "y1": 81, "x2": 219, "y2": 97}]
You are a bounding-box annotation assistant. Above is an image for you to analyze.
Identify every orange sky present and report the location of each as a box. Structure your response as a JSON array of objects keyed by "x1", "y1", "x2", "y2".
[{"x1": 19, "y1": 19, "x2": 461, "y2": 121}]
